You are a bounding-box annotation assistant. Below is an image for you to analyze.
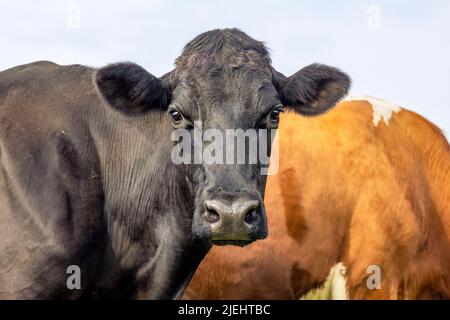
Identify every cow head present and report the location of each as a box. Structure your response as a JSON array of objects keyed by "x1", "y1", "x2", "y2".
[{"x1": 95, "y1": 29, "x2": 350, "y2": 247}]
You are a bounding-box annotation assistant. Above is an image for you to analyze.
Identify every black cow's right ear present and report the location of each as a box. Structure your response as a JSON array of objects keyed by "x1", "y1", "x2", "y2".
[{"x1": 96, "y1": 62, "x2": 171, "y2": 114}]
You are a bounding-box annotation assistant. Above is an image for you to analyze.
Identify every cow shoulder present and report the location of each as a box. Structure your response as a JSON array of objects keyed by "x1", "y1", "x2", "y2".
[{"x1": 0, "y1": 62, "x2": 104, "y2": 248}]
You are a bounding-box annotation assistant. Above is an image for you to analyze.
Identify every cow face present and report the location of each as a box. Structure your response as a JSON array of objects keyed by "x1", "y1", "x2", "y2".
[{"x1": 95, "y1": 29, "x2": 350, "y2": 247}]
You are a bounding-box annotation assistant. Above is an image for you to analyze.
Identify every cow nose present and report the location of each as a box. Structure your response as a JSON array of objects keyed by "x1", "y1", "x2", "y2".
[
  {"x1": 204, "y1": 200, "x2": 259, "y2": 225},
  {"x1": 203, "y1": 198, "x2": 267, "y2": 246}
]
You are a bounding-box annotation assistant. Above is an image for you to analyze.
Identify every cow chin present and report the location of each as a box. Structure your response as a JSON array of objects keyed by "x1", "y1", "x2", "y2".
[
  {"x1": 212, "y1": 240, "x2": 253, "y2": 247},
  {"x1": 191, "y1": 225, "x2": 266, "y2": 248}
]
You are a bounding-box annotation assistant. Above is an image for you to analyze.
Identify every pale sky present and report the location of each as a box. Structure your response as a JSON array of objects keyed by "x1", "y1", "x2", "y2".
[{"x1": 1, "y1": 0, "x2": 449, "y2": 134}]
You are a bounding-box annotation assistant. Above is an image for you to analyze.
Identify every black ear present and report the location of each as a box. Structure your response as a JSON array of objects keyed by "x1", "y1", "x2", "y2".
[
  {"x1": 273, "y1": 64, "x2": 351, "y2": 116},
  {"x1": 96, "y1": 62, "x2": 171, "y2": 114}
]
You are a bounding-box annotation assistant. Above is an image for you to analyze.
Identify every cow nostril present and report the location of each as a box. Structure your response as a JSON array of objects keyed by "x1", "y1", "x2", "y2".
[
  {"x1": 204, "y1": 208, "x2": 220, "y2": 224},
  {"x1": 244, "y1": 208, "x2": 258, "y2": 225}
]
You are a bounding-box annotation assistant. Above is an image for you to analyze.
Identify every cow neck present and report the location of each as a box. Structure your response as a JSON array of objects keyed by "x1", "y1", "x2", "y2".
[{"x1": 89, "y1": 107, "x2": 195, "y2": 270}]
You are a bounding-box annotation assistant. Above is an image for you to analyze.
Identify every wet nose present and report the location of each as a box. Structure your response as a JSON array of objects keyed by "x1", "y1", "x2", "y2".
[
  {"x1": 203, "y1": 198, "x2": 267, "y2": 246},
  {"x1": 204, "y1": 199, "x2": 260, "y2": 225}
]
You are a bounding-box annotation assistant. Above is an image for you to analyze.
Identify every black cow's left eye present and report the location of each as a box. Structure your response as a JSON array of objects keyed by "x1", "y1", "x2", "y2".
[{"x1": 269, "y1": 107, "x2": 284, "y2": 123}]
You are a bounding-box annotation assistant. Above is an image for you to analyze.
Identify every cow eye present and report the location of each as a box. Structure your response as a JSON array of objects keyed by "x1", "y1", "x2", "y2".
[
  {"x1": 169, "y1": 110, "x2": 183, "y2": 124},
  {"x1": 269, "y1": 106, "x2": 284, "y2": 123}
]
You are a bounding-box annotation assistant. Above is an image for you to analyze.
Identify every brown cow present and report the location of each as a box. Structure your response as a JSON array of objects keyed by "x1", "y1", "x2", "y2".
[{"x1": 184, "y1": 96, "x2": 450, "y2": 300}]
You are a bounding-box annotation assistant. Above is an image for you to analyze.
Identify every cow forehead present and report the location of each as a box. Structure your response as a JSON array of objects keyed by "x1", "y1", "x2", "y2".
[
  {"x1": 179, "y1": 62, "x2": 272, "y2": 90},
  {"x1": 173, "y1": 68, "x2": 278, "y2": 124},
  {"x1": 176, "y1": 48, "x2": 271, "y2": 72}
]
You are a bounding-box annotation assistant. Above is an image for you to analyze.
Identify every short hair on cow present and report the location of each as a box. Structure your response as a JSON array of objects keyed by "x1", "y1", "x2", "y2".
[{"x1": 176, "y1": 28, "x2": 272, "y2": 69}]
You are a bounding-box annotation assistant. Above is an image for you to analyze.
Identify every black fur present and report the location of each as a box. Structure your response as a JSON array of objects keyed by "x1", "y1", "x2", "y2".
[
  {"x1": 178, "y1": 28, "x2": 271, "y2": 66},
  {"x1": 274, "y1": 64, "x2": 351, "y2": 116},
  {"x1": 96, "y1": 62, "x2": 170, "y2": 113}
]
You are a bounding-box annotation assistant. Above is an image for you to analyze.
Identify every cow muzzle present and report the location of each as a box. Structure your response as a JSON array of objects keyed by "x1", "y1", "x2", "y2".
[{"x1": 199, "y1": 196, "x2": 268, "y2": 246}]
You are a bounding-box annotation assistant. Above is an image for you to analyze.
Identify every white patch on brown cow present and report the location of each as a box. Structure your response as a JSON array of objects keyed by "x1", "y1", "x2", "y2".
[
  {"x1": 300, "y1": 263, "x2": 349, "y2": 300},
  {"x1": 345, "y1": 95, "x2": 402, "y2": 127},
  {"x1": 331, "y1": 263, "x2": 349, "y2": 300}
]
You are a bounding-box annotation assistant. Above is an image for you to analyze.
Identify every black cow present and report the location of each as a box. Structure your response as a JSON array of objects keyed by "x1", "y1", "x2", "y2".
[{"x1": 0, "y1": 28, "x2": 350, "y2": 299}]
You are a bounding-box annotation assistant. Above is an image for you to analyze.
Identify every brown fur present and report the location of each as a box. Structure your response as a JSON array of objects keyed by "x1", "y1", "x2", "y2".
[{"x1": 184, "y1": 99, "x2": 450, "y2": 300}]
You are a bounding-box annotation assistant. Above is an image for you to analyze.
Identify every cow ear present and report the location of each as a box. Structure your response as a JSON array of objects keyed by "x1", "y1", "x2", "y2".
[
  {"x1": 273, "y1": 64, "x2": 351, "y2": 116},
  {"x1": 96, "y1": 62, "x2": 171, "y2": 114}
]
